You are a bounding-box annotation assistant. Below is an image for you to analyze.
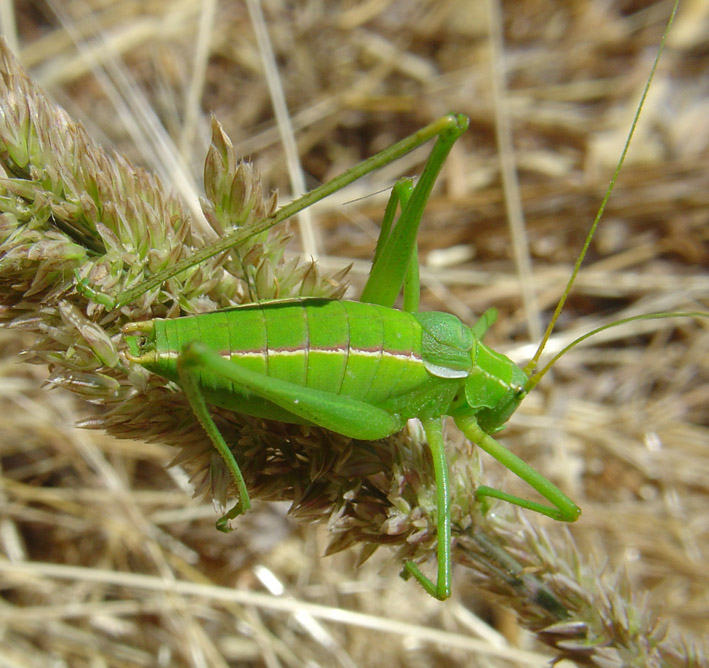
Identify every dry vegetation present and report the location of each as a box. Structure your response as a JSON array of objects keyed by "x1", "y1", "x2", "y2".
[{"x1": 0, "y1": 1, "x2": 707, "y2": 666}]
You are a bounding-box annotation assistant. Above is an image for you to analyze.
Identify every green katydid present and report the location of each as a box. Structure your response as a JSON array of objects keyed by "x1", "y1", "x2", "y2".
[
  {"x1": 84, "y1": 112, "x2": 579, "y2": 601},
  {"x1": 77, "y1": 3, "x2": 704, "y2": 602}
]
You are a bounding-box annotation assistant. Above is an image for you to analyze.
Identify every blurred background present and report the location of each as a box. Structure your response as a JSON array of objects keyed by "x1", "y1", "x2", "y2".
[{"x1": 0, "y1": 1, "x2": 707, "y2": 666}]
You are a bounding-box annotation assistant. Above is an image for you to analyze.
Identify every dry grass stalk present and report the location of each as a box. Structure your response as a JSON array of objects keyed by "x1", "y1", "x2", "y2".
[{"x1": 0, "y1": 2, "x2": 707, "y2": 667}]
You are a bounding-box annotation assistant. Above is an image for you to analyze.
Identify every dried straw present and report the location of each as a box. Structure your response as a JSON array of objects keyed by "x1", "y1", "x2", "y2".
[{"x1": 0, "y1": 1, "x2": 707, "y2": 666}]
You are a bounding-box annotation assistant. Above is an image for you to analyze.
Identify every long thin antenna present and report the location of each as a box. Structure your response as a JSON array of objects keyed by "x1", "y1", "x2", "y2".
[
  {"x1": 525, "y1": 312, "x2": 709, "y2": 393},
  {"x1": 523, "y1": 0, "x2": 679, "y2": 382}
]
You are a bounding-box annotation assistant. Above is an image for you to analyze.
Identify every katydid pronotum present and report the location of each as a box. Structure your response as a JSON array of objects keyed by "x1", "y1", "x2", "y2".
[{"x1": 77, "y1": 7, "x2": 705, "y2": 602}]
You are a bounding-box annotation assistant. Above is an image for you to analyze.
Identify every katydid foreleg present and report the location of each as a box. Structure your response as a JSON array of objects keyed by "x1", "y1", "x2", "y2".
[{"x1": 455, "y1": 415, "x2": 580, "y2": 522}]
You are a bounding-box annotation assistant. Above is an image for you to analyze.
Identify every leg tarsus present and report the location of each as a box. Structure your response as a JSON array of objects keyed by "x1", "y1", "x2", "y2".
[{"x1": 216, "y1": 499, "x2": 249, "y2": 532}]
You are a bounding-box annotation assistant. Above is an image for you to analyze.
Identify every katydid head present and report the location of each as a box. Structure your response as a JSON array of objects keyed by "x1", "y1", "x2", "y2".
[
  {"x1": 415, "y1": 311, "x2": 529, "y2": 432},
  {"x1": 463, "y1": 341, "x2": 528, "y2": 434}
]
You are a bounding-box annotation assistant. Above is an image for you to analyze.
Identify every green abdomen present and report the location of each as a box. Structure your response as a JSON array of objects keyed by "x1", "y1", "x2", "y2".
[{"x1": 151, "y1": 299, "x2": 430, "y2": 413}]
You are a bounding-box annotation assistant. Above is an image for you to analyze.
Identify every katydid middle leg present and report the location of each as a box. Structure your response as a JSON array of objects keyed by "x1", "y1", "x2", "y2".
[{"x1": 401, "y1": 417, "x2": 452, "y2": 600}]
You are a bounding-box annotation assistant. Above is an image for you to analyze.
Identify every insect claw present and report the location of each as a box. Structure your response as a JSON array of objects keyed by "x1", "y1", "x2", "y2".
[
  {"x1": 216, "y1": 518, "x2": 232, "y2": 533},
  {"x1": 216, "y1": 499, "x2": 249, "y2": 532}
]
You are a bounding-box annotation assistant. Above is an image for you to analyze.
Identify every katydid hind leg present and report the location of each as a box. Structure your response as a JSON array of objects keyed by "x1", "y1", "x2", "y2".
[
  {"x1": 96, "y1": 115, "x2": 468, "y2": 310},
  {"x1": 179, "y1": 342, "x2": 404, "y2": 441},
  {"x1": 455, "y1": 415, "x2": 580, "y2": 522},
  {"x1": 371, "y1": 180, "x2": 413, "y2": 269},
  {"x1": 389, "y1": 181, "x2": 422, "y2": 314},
  {"x1": 402, "y1": 418, "x2": 452, "y2": 601},
  {"x1": 358, "y1": 179, "x2": 420, "y2": 310},
  {"x1": 366, "y1": 178, "x2": 422, "y2": 313},
  {"x1": 366, "y1": 178, "x2": 422, "y2": 312},
  {"x1": 177, "y1": 355, "x2": 252, "y2": 531},
  {"x1": 360, "y1": 117, "x2": 467, "y2": 310}
]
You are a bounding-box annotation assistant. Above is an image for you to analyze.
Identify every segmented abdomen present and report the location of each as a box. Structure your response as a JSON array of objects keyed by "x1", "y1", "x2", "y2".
[{"x1": 153, "y1": 299, "x2": 430, "y2": 405}]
